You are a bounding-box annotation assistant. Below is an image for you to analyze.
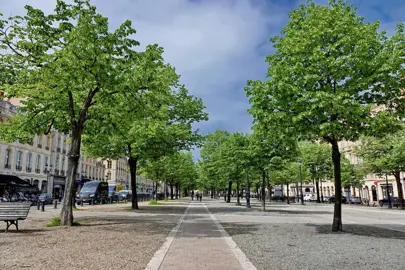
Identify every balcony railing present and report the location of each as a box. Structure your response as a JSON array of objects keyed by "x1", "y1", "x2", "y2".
[
  {"x1": 56, "y1": 147, "x2": 61, "y2": 152},
  {"x1": 4, "y1": 164, "x2": 11, "y2": 169},
  {"x1": 16, "y1": 166, "x2": 22, "y2": 171},
  {"x1": 37, "y1": 144, "x2": 42, "y2": 149},
  {"x1": 26, "y1": 167, "x2": 32, "y2": 172},
  {"x1": 45, "y1": 146, "x2": 50, "y2": 150},
  {"x1": 35, "y1": 168, "x2": 40, "y2": 173}
]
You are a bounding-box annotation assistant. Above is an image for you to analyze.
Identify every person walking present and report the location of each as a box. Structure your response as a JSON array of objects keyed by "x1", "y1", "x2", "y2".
[{"x1": 191, "y1": 190, "x2": 195, "y2": 201}]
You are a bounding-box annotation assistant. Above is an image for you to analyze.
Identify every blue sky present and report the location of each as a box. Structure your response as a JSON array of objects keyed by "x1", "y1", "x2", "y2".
[{"x1": 1, "y1": 0, "x2": 404, "y2": 158}]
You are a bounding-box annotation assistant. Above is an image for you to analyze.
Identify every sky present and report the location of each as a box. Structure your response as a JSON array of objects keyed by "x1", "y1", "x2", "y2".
[{"x1": 1, "y1": 0, "x2": 404, "y2": 158}]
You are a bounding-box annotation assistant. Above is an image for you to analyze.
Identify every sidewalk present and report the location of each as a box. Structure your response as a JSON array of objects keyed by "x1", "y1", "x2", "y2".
[{"x1": 146, "y1": 201, "x2": 256, "y2": 270}]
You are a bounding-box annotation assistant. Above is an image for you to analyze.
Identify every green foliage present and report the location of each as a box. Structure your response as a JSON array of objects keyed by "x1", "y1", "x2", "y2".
[
  {"x1": 46, "y1": 216, "x2": 81, "y2": 227},
  {"x1": 299, "y1": 142, "x2": 332, "y2": 181},
  {"x1": 148, "y1": 200, "x2": 163, "y2": 206},
  {"x1": 357, "y1": 130, "x2": 405, "y2": 175}
]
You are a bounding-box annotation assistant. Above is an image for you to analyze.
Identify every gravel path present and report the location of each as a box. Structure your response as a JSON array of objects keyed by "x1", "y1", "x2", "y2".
[
  {"x1": 222, "y1": 222, "x2": 405, "y2": 270},
  {"x1": 1, "y1": 204, "x2": 186, "y2": 270}
]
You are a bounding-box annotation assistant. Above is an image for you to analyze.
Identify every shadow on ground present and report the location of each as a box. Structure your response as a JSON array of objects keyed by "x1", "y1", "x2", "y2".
[{"x1": 308, "y1": 223, "x2": 405, "y2": 239}]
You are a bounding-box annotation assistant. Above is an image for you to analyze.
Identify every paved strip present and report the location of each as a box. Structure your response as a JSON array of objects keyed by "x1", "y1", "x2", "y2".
[
  {"x1": 144, "y1": 204, "x2": 190, "y2": 270},
  {"x1": 204, "y1": 204, "x2": 257, "y2": 270},
  {"x1": 154, "y1": 202, "x2": 254, "y2": 270}
]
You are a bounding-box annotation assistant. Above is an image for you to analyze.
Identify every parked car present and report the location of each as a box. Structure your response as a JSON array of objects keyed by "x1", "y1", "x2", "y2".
[
  {"x1": 304, "y1": 194, "x2": 312, "y2": 201},
  {"x1": 77, "y1": 180, "x2": 109, "y2": 205},
  {"x1": 38, "y1": 194, "x2": 53, "y2": 205},
  {"x1": 118, "y1": 190, "x2": 132, "y2": 201},
  {"x1": 323, "y1": 196, "x2": 330, "y2": 203},
  {"x1": 349, "y1": 196, "x2": 361, "y2": 204},
  {"x1": 108, "y1": 184, "x2": 118, "y2": 203},
  {"x1": 329, "y1": 195, "x2": 347, "y2": 204},
  {"x1": 309, "y1": 195, "x2": 318, "y2": 202}
]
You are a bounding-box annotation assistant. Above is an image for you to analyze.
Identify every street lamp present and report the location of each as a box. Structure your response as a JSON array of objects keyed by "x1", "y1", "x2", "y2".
[
  {"x1": 298, "y1": 160, "x2": 304, "y2": 205},
  {"x1": 245, "y1": 167, "x2": 251, "y2": 208},
  {"x1": 385, "y1": 173, "x2": 392, "y2": 208}
]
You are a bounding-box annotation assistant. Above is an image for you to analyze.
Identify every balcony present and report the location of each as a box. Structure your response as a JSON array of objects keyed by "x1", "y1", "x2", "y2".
[
  {"x1": 26, "y1": 167, "x2": 32, "y2": 173},
  {"x1": 16, "y1": 166, "x2": 22, "y2": 171},
  {"x1": 61, "y1": 170, "x2": 65, "y2": 176},
  {"x1": 4, "y1": 164, "x2": 11, "y2": 169},
  {"x1": 35, "y1": 168, "x2": 40, "y2": 173},
  {"x1": 45, "y1": 146, "x2": 50, "y2": 150},
  {"x1": 56, "y1": 147, "x2": 61, "y2": 152},
  {"x1": 37, "y1": 144, "x2": 42, "y2": 149},
  {"x1": 55, "y1": 170, "x2": 60, "y2": 175}
]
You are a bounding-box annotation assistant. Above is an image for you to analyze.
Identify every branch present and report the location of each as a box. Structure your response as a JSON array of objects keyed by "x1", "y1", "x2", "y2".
[{"x1": 44, "y1": 118, "x2": 55, "y2": 135}]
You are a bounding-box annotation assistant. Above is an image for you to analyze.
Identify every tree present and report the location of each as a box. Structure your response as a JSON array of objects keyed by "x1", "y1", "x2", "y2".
[
  {"x1": 246, "y1": 0, "x2": 405, "y2": 231},
  {"x1": 0, "y1": 0, "x2": 146, "y2": 225},
  {"x1": 299, "y1": 142, "x2": 333, "y2": 203},
  {"x1": 357, "y1": 131, "x2": 405, "y2": 209},
  {"x1": 248, "y1": 125, "x2": 297, "y2": 211},
  {"x1": 83, "y1": 52, "x2": 207, "y2": 209}
]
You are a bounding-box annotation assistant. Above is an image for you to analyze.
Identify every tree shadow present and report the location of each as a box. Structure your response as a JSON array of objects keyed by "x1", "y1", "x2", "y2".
[
  {"x1": 220, "y1": 222, "x2": 261, "y2": 236},
  {"x1": 263, "y1": 209, "x2": 331, "y2": 215},
  {"x1": 308, "y1": 223, "x2": 405, "y2": 239}
]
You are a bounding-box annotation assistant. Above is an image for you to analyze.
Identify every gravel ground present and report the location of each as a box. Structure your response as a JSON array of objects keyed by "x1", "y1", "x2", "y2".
[
  {"x1": 222, "y1": 222, "x2": 405, "y2": 270},
  {"x1": 0, "y1": 205, "x2": 186, "y2": 270}
]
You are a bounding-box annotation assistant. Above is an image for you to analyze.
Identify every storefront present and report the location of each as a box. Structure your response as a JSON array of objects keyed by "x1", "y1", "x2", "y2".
[
  {"x1": 53, "y1": 176, "x2": 66, "y2": 199},
  {"x1": 0, "y1": 174, "x2": 39, "y2": 197}
]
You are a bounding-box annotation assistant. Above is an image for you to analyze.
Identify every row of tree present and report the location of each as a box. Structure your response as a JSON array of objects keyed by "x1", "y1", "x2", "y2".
[
  {"x1": 244, "y1": 0, "x2": 405, "y2": 231},
  {"x1": 0, "y1": 0, "x2": 207, "y2": 225},
  {"x1": 199, "y1": 130, "x2": 365, "y2": 207}
]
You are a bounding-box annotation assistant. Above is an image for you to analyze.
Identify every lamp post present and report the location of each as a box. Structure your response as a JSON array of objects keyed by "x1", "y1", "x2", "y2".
[
  {"x1": 45, "y1": 163, "x2": 52, "y2": 196},
  {"x1": 298, "y1": 160, "x2": 304, "y2": 205},
  {"x1": 245, "y1": 167, "x2": 251, "y2": 208},
  {"x1": 385, "y1": 173, "x2": 392, "y2": 208}
]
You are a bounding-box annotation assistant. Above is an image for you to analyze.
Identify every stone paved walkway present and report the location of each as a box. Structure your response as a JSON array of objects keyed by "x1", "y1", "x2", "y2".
[{"x1": 146, "y1": 201, "x2": 255, "y2": 270}]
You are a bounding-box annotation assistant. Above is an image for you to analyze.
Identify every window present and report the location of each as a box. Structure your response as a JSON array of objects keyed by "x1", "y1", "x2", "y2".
[
  {"x1": 26, "y1": 153, "x2": 32, "y2": 169},
  {"x1": 5, "y1": 149, "x2": 11, "y2": 167},
  {"x1": 57, "y1": 136, "x2": 61, "y2": 147},
  {"x1": 44, "y1": 157, "x2": 49, "y2": 169},
  {"x1": 16, "y1": 151, "x2": 22, "y2": 168},
  {"x1": 107, "y1": 160, "x2": 112, "y2": 169},
  {"x1": 36, "y1": 155, "x2": 40, "y2": 170},
  {"x1": 61, "y1": 157, "x2": 65, "y2": 170},
  {"x1": 56, "y1": 155, "x2": 59, "y2": 169}
]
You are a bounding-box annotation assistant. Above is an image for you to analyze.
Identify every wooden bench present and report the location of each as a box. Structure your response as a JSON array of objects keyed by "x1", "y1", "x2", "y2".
[{"x1": 0, "y1": 202, "x2": 32, "y2": 233}]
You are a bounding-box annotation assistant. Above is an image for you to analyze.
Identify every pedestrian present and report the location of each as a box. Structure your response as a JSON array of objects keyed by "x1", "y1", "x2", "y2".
[
  {"x1": 191, "y1": 190, "x2": 194, "y2": 201},
  {"x1": 199, "y1": 193, "x2": 202, "y2": 202},
  {"x1": 196, "y1": 191, "x2": 200, "y2": 201}
]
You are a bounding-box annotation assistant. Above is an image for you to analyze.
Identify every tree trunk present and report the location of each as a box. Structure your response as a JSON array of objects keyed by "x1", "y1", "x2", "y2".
[
  {"x1": 394, "y1": 171, "x2": 404, "y2": 210},
  {"x1": 170, "y1": 184, "x2": 174, "y2": 200},
  {"x1": 211, "y1": 187, "x2": 214, "y2": 198},
  {"x1": 165, "y1": 179, "x2": 168, "y2": 200},
  {"x1": 128, "y1": 155, "x2": 139, "y2": 210},
  {"x1": 60, "y1": 126, "x2": 82, "y2": 226},
  {"x1": 175, "y1": 183, "x2": 179, "y2": 199},
  {"x1": 316, "y1": 180, "x2": 321, "y2": 203},
  {"x1": 331, "y1": 139, "x2": 343, "y2": 232},
  {"x1": 227, "y1": 181, "x2": 232, "y2": 203},
  {"x1": 262, "y1": 170, "x2": 266, "y2": 211},
  {"x1": 286, "y1": 183, "x2": 290, "y2": 204},
  {"x1": 154, "y1": 181, "x2": 158, "y2": 200},
  {"x1": 224, "y1": 187, "x2": 227, "y2": 202},
  {"x1": 236, "y1": 180, "x2": 240, "y2": 205}
]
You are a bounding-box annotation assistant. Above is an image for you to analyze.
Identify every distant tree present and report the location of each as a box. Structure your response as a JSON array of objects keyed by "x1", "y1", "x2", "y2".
[{"x1": 357, "y1": 131, "x2": 405, "y2": 209}]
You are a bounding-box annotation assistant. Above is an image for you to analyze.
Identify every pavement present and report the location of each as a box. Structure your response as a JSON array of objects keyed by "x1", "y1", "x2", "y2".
[
  {"x1": 4, "y1": 198, "x2": 405, "y2": 269},
  {"x1": 146, "y1": 201, "x2": 255, "y2": 270}
]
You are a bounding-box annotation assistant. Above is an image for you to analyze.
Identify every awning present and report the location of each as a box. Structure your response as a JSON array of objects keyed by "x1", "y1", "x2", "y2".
[{"x1": 0, "y1": 174, "x2": 39, "y2": 192}]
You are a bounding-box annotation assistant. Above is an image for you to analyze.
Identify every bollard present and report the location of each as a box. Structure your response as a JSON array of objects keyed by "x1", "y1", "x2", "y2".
[
  {"x1": 54, "y1": 200, "x2": 57, "y2": 209},
  {"x1": 37, "y1": 200, "x2": 40, "y2": 210},
  {"x1": 41, "y1": 201, "x2": 45, "y2": 212}
]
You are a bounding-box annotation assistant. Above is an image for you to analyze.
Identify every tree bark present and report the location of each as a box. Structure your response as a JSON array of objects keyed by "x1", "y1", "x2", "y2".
[
  {"x1": 227, "y1": 181, "x2": 232, "y2": 203},
  {"x1": 170, "y1": 184, "x2": 174, "y2": 199},
  {"x1": 211, "y1": 187, "x2": 214, "y2": 198},
  {"x1": 155, "y1": 181, "x2": 158, "y2": 200},
  {"x1": 128, "y1": 155, "x2": 139, "y2": 210},
  {"x1": 175, "y1": 183, "x2": 179, "y2": 199},
  {"x1": 236, "y1": 180, "x2": 240, "y2": 205},
  {"x1": 316, "y1": 180, "x2": 321, "y2": 203},
  {"x1": 394, "y1": 171, "x2": 404, "y2": 210},
  {"x1": 331, "y1": 138, "x2": 343, "y2": 232},
  {"x1": 262, "y1": 170, "x2": 266, "y2": 211},
  {"x1": 60, "y1": 126, "x2": 82, "y2": 226},
  {"x1": 224, "y1": 187, "x2": 227, "y2": 202}
]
